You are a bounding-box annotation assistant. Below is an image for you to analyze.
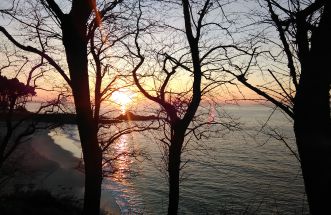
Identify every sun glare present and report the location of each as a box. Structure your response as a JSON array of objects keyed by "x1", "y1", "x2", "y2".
[{"x1": 111, "y1": 90, "x2": 134, "y2": 113}]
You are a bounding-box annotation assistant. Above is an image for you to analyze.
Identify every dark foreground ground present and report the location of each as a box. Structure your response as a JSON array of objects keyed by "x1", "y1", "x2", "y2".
[{"x1": 0, "y1": 190, "x2": 82, "y2": 215}]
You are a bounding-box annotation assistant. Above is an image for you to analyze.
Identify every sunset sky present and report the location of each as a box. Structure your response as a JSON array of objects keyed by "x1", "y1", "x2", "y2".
[{"x1": 0, "y1": 0, "x2": 293, "y2": 108}]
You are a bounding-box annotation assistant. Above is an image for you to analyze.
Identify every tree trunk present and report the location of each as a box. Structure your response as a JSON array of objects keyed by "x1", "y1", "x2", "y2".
[
  {"x1": 294, "y1": 68, "x2": 331, "y2": 214},
  {"x1": 167, "y1": 128, "x2": 185, "y2": 215},
  {"x1": 294, "y1": 3, "x2": 331, "y2": 214},
  {"x1": 62, "y1": 14, "x2": 102, "y2": 215},
  {"x1": 0, "y1": 98, "x2": 16, "y2": 168}
]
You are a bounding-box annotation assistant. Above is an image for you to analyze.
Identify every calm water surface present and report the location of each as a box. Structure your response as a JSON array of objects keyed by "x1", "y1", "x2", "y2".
[{"x1": 50, "y1": 105, "x2": 308, "y2": 214}]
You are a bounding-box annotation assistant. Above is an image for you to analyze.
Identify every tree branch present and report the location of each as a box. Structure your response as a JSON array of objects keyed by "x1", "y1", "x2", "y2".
[{"x1": 0, "y1": 26, "x2": 71, "y2": 86}]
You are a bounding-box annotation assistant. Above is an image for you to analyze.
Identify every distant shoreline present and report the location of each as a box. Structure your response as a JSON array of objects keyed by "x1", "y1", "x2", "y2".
[{"x1": 0, "y1": 111, "x2": 159, "y2": 125}]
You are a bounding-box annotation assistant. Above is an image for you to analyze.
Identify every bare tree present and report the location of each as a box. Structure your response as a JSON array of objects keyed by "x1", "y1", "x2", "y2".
[
  {"x1": 88, "y1": 16, "x2": 159, "y2": 177},
  {"x1": 223, "y1": 0, "x2": 331, "y2": 213},
  {"x1": 0, "y1": 1, "x2": 124, "y2": 214},
  {"x1": 128, "y1": 0, "x2": 240, "y2": 214}
]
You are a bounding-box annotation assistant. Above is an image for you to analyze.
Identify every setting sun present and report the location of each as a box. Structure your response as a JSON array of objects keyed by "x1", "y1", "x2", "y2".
[{"x1": 111, "y1": 90, "x2": 135, "y2": 113}]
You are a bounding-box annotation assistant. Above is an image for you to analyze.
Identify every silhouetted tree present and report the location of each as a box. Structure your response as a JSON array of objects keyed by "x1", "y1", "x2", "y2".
[
  {"x1": 0, "y1": 76, "x2": 36, "y2": 110},
  {"x1": 0, "y1": 1, "x2": 123, "y2": 214},
  {"x1": 223, "y1": 0, "x2": 331, "y2": 213},
  {"x1": 130, "y1": 1, "x2": 239, "y2": 214},
  {"x1": 0, "y1": 50, "x2": 63, "y2": 170},
  {"x1": 0, "y1": 75, "x2": 36, "y2": 167},
  {"x1": 88, "y1": 16, "x2": 159, "y2": 177}
]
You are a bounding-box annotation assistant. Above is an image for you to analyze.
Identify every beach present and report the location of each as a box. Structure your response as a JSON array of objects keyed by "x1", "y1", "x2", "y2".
[{"x1": 1, "y1": 129, "x2": 121, "y2": 215}]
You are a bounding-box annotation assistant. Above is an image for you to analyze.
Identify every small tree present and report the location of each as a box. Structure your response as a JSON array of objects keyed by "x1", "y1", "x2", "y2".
[
  {"x1": 88, "y1": 14, "x2": 159, "y2": 177},
  {"x1": 0, "y1": 75, "x2": 36, "y2": 167},
  {"x1": 0, "y1": 76, "x2": 36, "y2": 111}
]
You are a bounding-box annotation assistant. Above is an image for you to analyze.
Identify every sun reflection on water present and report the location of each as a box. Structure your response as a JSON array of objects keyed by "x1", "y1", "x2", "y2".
[
  {"x1": 102, "y1": 132, "x2": 144, "y2": 214},
  {"x1": 112, "y1": 134, "x2": 133, "y2": 184}
]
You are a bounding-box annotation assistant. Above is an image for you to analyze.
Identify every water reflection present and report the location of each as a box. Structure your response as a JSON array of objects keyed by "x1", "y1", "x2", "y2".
[
  {"x1": 103, "y1": 132, "x2": 144, "y2": 214},
  {"x1": 113, "y1": 134, "x2": 131, "y2": 183}
]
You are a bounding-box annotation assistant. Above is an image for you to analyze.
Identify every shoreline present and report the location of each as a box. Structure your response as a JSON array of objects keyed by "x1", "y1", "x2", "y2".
[
  {"x1": 0, "y1": 112, "x2": 159, "y2": 125},
  {"x1": 2, "y1": 129, "x2": 121, "y2": 215}
]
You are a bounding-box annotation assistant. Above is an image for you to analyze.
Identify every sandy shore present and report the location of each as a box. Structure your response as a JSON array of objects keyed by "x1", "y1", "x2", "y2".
[{"x1": 1, "y1": 129, "x2": 121, "y2": 215}]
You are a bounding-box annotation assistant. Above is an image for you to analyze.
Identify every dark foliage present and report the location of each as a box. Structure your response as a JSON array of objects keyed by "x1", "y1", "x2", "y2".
[
  {"x1": 0, "y1": 190, "x2": 82, "y2": 215},
  {"x1": 0, "y1": 75, "x2": 36, "y2": 111}
]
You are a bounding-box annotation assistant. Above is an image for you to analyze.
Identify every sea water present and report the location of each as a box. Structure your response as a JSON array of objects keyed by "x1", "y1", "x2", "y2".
[{"x1": 49, "y1": 105, "x2": 308, "y2": 214}]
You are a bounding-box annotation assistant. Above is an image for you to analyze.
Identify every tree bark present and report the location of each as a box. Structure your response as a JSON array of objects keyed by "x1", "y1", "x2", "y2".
[
  {"x1": 294, "y1": 64, "x2": 331, "y2": 214},
  {"x1": 165, "y1": 2, "x2": 203, "y2": 214},
  {"x1": 167, "y1": 127, "x2": 185, "y2": 215},
  {"x1": 294, "y1": 2, "x2": 331, "y2": 214},
  {"x1": 62, "y1": 13, "x2": 102, "y2": 215}
]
